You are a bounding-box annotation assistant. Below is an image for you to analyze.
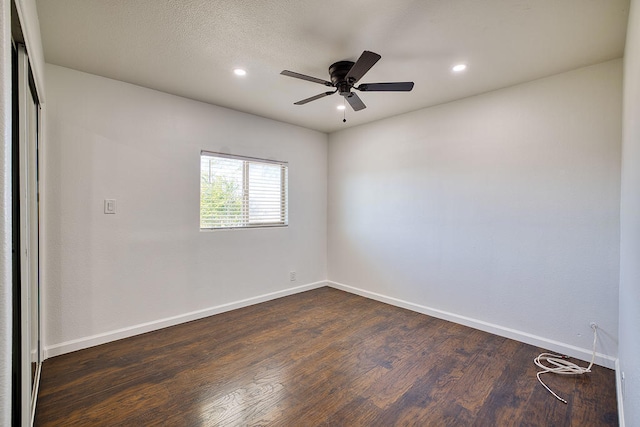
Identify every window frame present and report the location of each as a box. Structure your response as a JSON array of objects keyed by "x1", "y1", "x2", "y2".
[{"x1": 200, "y1": 151, "x2": 289, "y2": 230}]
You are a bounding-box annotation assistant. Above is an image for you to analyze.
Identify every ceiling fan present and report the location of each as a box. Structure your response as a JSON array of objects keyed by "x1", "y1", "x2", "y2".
[{"x1": 281, "y1": 50, "x2": 414, "y2": 111}]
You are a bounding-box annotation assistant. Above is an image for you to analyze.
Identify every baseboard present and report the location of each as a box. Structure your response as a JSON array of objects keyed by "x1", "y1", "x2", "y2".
[
  {"x1": 616, "y1": 359, "x2": 626, "y2": 427},
  {"x1": 44, "y1": 281, "x2": 327, "y2": 358},
  {"x1": 328, "y1": 281, "x2": 617, "y2": 369},
  {"x1": 44, "y1": 279, "x2": 618, "y2": 370}
]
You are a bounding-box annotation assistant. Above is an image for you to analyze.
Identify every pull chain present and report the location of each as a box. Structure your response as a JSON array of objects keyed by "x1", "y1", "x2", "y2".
[{"x1": 342, "y1": 99, "x2": 347, "y2": 123}]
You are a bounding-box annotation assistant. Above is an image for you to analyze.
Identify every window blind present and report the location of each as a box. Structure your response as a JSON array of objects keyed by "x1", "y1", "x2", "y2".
[{"x1": 200, "y1": 151, "x2": 288, "y2": 229}]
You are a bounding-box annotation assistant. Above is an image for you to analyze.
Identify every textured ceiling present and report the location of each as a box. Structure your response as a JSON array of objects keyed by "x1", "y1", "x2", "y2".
[{"x1": 36, "y1": 0, "x2": 629, "y2": 133}]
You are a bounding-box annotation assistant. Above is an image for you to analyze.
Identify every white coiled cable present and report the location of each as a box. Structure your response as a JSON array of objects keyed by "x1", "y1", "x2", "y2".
[{"x1": 533, "y1": 324, "x2": 598, "y2": 404}]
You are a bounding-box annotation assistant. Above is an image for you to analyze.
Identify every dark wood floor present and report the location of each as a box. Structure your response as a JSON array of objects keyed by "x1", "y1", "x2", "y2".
[{"x1": 35, "y1": 287, "x2": 618, "y2": 426}]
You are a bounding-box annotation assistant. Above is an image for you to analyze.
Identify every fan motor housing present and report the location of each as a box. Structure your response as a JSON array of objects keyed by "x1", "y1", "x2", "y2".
[{"x1": 329, "y1": 61, "x2": 355, "y2": 86}]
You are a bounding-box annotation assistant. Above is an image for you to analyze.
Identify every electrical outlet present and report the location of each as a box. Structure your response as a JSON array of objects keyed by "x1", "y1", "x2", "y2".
[{"x1": 289, "y1": 271, "x2": 296, "y2": 281}]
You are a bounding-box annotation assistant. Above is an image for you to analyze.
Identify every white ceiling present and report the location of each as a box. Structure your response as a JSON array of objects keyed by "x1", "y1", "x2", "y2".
[{"x1": 36, "y1": 0, "x2": 629, "y2": 133}]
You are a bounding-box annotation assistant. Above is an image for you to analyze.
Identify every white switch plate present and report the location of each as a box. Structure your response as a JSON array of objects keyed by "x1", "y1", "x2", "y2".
[{"x1": 104, "y1": 199, "x2": 116, "y2": 214}]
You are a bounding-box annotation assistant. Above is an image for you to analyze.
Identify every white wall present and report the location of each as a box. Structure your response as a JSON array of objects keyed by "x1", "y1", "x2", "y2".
[
  {"x1": 619, "y1": 0, "x2": 640, "y2": 424},
  {"x1": 43, "y1": 65, "x2": 328, "y2": 356},
  {"x1": 0, "y1": 0, "x2": 13, "y2": 423},
  {"x1": 328, "y1": 60, "x2": 622, "y2": 366}
]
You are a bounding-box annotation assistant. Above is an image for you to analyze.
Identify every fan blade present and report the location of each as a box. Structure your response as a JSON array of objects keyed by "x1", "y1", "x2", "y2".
[
  {"x1": 294, "y1": 91, "x2": 335, "y2": 105},
  {"x1": 281, "y1": 70, "x2": 333, "y2": 86},
  {"x1": 345, "y1": 51, "x2": 381, "y2": 84},
  {"x1": 357, "y1": 82, "x2": 414, "y2": 92},
  {"x1": 344, "y1": 92, "x2": 366, "y2": 111}
]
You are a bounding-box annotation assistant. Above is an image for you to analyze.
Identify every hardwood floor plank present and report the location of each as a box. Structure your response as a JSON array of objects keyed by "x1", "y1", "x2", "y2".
[
  {"x1": 323, "y1": 397, "x2": 385, "y2": 427},
  {"x1": 472, "y1": 339, "x2": 538, "y2": 426},
  {"x1": 35, "y1": 287, "x2": 618, "y2": 426}
]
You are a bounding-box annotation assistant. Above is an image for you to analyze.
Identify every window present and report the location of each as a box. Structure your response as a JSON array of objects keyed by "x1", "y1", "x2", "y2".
[{"x1": 200, "y1": 151, "x2": 288, "y2": 229}]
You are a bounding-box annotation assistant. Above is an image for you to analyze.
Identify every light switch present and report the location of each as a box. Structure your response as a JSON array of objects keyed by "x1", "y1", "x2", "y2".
[{"x1": 104, "y1": 199, "x2": 116, "y2": 214}]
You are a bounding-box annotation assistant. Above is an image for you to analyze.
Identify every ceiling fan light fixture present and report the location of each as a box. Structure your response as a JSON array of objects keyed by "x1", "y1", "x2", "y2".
[
  {"x1": 337, "y1": 105, "x2": 346, "y2": 111},
  {"x1": 281, "y1": 50, "x2": 414, "y2": 112},
  {"x1": 233, "y1": 68, "x2": 247, "y2": 76},
  {"x1": 452, "y1": 64, "x2": 467, "y2": 73}
]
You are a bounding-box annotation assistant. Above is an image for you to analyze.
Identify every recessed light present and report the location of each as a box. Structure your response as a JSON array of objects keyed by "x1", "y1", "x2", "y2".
[
  {"x1": 233, "y1": 68, "x2": 247, "y2": 76},
  {"x1": 337, "y1": 105, "x2": 346, "y2": 111},
  {"x1": 452, "y1": 64, "x2": 467, "y2": 72}
]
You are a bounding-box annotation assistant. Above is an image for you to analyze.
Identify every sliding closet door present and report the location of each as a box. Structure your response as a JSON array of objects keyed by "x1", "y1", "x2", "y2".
[{"x1": 16, "y1": 43, "x2": 41, "y2": 426}]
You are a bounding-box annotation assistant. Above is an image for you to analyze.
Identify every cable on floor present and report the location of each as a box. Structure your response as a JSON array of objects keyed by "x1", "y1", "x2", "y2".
[{"x1": 533, "y1": 323, "x2": 598, "y2": 404}]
